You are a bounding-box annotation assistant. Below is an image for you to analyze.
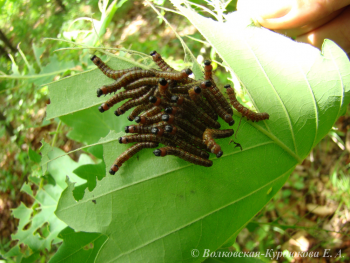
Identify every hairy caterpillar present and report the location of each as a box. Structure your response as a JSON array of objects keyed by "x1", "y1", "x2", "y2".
[{"x1": 224, "y1": 84, "x2": 269, "y2": 122}]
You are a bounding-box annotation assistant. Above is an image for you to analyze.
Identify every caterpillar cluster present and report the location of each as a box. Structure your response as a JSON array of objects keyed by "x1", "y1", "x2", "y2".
[{"x1": 91, "y1": 51, "x2": 269, "y2": 175}]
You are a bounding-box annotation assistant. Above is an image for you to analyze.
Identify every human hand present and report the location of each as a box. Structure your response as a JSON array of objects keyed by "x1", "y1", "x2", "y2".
[{"x1": 237, "y1": 0, "x2": 350, "y2": 54}]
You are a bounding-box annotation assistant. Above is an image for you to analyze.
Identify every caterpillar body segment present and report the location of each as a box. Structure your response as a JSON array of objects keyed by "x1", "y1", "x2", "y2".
[
  {"x1": 114, "y1": 88, "x2": 155, "y2": 116},
  {"x1": 125, "y1": 121, "x2": 168, "y2": 134},
  {"x1": 203, "y1": 60, "x2": 213, "y2": 80},
  {"x1": 150, "y1": 51, "x2": 175, "y2": 72},
  {"x1": 153, "y1": 147, "x2": 212, "y2": 167},
  {"x1": 225, "y1": 84, "x2": 270, "y2": 122},
  {"x1": 97, "y1": 70, "x2": 156, "y2": 96},
  {"x1": 150, "y1": 68, "x2": 193, "y2": 80},
  {"x1": 109, "y1": 142, "x2": 158, "y2": 175},
  {"x1": 171, "y1": 95, "x2": 221, "y2": 129},
  {"x1": 127, "y1": 103, "x2": 154, "y2": 121},
  {"x1": 188, "y1": 86, "x2": 218, "y2": 120},
  {"x1": 203, "y1": 128, "x2": 234, "y2": 158},
  {"x1": 91, "y1": 55, "x2": 141, "y2": 80},
  {"x1": 140, "y1": 106, "x2": 162, "y2": 118},
  {"x1": 164, "y1": 124, "x2": 208, "y2": 150},
  {"x1": 99, "y1": 86, "x2": 150, "y2": 112},
  {"x1": 124, "y1": 77, "x2": 159, "y2": 91},
  {"x1": 161, "y1": 114, "x2": 204, "y2": 138}
]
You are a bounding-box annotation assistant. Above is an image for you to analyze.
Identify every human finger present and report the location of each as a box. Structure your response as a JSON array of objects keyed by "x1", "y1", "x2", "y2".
[
  {"x1": 238, "y1": 0, "x2": 350, "y2": 29},
  {"x1": 273, "y1": 8, "x2": 344, "y2": 37},
  {"x1": 296, "y1": 5, "x2": 350, "y2": 53}
]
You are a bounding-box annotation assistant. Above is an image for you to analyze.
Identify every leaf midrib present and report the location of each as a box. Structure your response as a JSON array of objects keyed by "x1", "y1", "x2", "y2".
[{"x1": 226, "y1": 28, "x2": 301, "y2": 159}]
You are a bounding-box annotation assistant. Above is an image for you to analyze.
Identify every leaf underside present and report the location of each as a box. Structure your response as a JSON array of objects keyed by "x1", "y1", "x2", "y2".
[{"x1": 48, "y1": 5, "x2": 350, "y2": 263}]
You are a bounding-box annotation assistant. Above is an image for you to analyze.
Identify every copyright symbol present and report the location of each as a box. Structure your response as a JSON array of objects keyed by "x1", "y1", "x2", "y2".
[{"x1": 191, "y1": 249, "x2": 199, "y2": 257}]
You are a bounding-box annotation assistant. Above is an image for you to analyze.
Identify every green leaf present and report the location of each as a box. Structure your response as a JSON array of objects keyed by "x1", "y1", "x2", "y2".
[
  {"x1": 28, "y1": 147, "x2": 41, "y2": 163},
  {"x1": 50, "y1": 7, "x2": 350, "y2": 263},
  {"x1": 49, "y1": 226, "x2": 108, "y2": 263}
]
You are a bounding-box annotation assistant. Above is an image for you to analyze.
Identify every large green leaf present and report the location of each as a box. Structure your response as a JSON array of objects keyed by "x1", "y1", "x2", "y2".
[{"x1": 49, "y1": 8, "x2": 350, "y2": 263}]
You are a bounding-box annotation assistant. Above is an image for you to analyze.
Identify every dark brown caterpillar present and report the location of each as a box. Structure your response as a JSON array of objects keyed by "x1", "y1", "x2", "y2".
[
  {"x1": 203, "y1": 128, "x2": 234, "y2": 158},
  {"x1": 134, "y1": 112, "x2": 163, "y2": 125},
  {"x1": 158, "y1": 78, "x2": 173, "y2": 100},
  {"x1": 114, "y1": 88, "x2": 155, "y2": 116},
  {"x1": 205, "y1": 79, "x2": 233, "y2": 115},
  {"x1": 200, "y1": 81, "x2": 235, "y2": 126},
  {"x1": 127, "y1": 103, "x2": 154, "y2": 121},
  {"x1": 161, "y1": 114, "x2": 204, "y2": 138},
  {"x1": 204, "y1": 60, "x2": 213, "y2": 80},
  {"x1": 124, "y1": 77, "x2": 159, "y2": 91},
  {"x1": 109, "y1": 142, "x2": 159, "y2": 175},
  {"x1": 164, "y1": 106, "x2": 207, "y2": 132},
  {"x1": 170, "y1": 86, "x2": 193, "y2": 94},
  {"x1": 150, "y1": 127, "x2": 165, "y2": 136},
  {"x1": 99, "y1": 86, "x2": 150, "y2": 112},
  {"x1": 118, "y1": 134, "x2": 207, "y2": 159},
  {"x1": 224, "y1": 84, "x2": 269, "y2": 122},
  {"x1": 188, "y1": 86, "x2": 218, "y2": 120},
  {"x1": 170, "y1": 95, "x2": 221, "y2": 129},
  {"x1": 153, "y1": 146, "x2": 213, "y2": 167},
  {"x1": 164, "y1": 124, "x2": 208, "y2": 150},
  {"x1": 148, "y1": 96, "x2": 174, "y2": 109},
  {"x1": 125, "y1": 121, "x2": 168, "y2": 134},
  {"x1": 150, "y1": 68, "x2": 193, "y2": 80},
  {"x1": 150, "y1": 51, "x2": 175, "y2": 72},
  {"x1": 118, "y1": 134, "x2": 177, "y2": 147},
  {"x1": 140, "y1": 105, "x2": 162, "y2": 118},
  {"x1": 169, "y1": 81, "x2": 201, "y2": 93},
  {"x1": 97, "y1": 70, "x2": 156, "y2": 97},
  {"x1": 119, "y1": 134, "x2": 162, "y2": 144},
  {"x1": 91, "y1": 55, "x2": 141, "y2": 80},
  {"x1": 150, "y1": 127, "x2": 209, "y2": 159}
]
